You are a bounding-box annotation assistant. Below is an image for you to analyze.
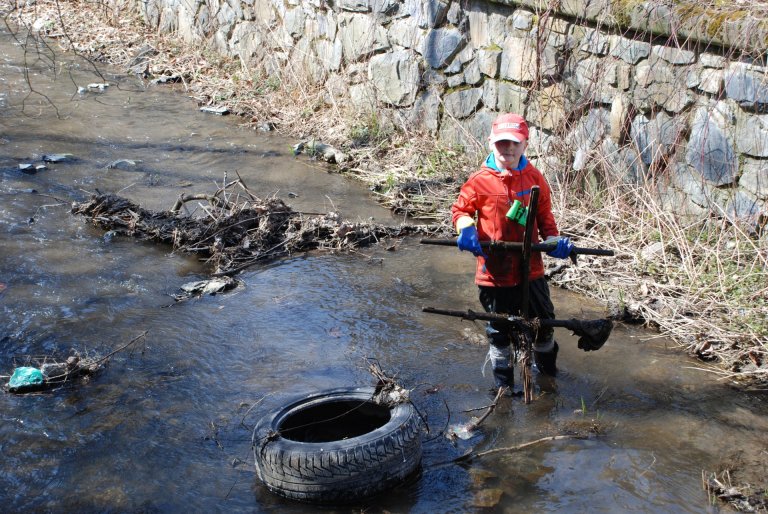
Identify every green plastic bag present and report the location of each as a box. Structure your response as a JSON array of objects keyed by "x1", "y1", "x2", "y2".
[{"x1": 8, "y1": 367, "x2": 44, "y2": 392}]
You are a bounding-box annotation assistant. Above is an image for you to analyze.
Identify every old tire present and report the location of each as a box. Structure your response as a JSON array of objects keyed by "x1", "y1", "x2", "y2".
[{"x1": 254, "y1": 386, "x2": 422, "y2": 504}]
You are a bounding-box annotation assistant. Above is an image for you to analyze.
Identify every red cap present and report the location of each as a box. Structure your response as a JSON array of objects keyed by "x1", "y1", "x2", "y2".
[{"x1": 489, "y1": 113, "x2": 529, "y2": 143}]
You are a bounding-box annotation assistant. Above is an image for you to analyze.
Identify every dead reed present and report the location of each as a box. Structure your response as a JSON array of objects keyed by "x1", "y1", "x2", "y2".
[{"x1": 548, "y1": 161, "x2": 767, "y2": 387}]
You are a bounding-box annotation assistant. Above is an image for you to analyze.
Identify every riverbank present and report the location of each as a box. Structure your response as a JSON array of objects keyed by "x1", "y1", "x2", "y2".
[{"x1": 4, "y1": 1, "x2": 766, "y2": 389}]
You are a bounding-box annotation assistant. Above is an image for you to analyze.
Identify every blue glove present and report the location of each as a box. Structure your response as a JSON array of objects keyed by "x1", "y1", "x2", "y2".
[
  {"x1": 545, "y1": 235, "x2": 573, "y2": 259},
  {"x1": 457, "y1": 225, "x2": 486, "y2": 257}
]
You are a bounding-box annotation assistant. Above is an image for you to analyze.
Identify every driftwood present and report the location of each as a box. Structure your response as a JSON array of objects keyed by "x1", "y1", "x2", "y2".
[
  {"x1": 454, "y1": 434, "x2": 587, "y2": 463},
  {"x1": 72, "y1": 178, "x2": 437, "y2": 276},
  {"x1": 5, "y1": 355, "x2": 101, "y2": 393}
]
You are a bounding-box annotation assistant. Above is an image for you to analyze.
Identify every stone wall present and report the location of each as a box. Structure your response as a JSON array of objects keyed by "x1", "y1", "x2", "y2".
[{"x1": 126, "y1": 0, "x2": 767, "y2": 222}]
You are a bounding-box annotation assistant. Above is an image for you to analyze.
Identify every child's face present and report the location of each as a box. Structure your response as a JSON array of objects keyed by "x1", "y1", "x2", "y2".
[{"x1": 490, "y1": 139, "x2": 527, "y2": 170}]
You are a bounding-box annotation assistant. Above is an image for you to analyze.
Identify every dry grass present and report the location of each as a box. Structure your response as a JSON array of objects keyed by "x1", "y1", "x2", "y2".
[
  {"x1": 548, "y1": 164, "x2": 767, "y2": 387},
  {"x1": 4, "y1": 0, "x2": 767, "y2": 387}
]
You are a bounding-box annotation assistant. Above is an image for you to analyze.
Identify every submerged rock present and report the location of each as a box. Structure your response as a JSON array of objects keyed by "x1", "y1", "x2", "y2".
[
  {"x1": 105, "y1": 159, "x2": 141, "y2": 170},
  {"x1": 42, "y1": 153, "x2": 74, "y2": 163},
  {"x1": 472, "y1": 488, "x2": 504, "y2": 508}
]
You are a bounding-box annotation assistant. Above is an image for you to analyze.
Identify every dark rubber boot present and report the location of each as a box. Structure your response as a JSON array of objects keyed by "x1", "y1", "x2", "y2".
[
  {"x1": 534, "y1": 341, "x2": 559, "y2": 376},
  {"x1": 492, "y1": 366, "x2": 515, "y2": 389},
  {"x1": 487, "y1": 343, "x2": 514, "y2": 389}
]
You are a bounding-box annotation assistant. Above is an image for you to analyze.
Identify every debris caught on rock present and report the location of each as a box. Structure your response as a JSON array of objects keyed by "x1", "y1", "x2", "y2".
[
  {"x1": 173, "y1": 276, "x2": 240, "y2": 301},
  {"x1": 293, "y1": 140, "x2": 347, "y2": 164},
  {"x1": 704, "y1": 469, "x2": 768, "y2": 512},
  {"x1": 19, "y1": 162, "x2": 50, "y2": 173},
  {"x1": 105, "y1": 159, "x2": 141, "y2": 170},
  {"x1": 150, "y1": 74, "x2": 181, "y2": 85},
  {"x1": 446, "y1": 387, "x2": 506, "y2": 441},
  {"x1": 4, "y1": 332, "x2": 147, "y2": 394},
  {"x1": 368, "y1": 359, "x2": 410, "y2": 407},
  {"x1": 255, "y1": 121, "x2": 275, "y2": 132}
]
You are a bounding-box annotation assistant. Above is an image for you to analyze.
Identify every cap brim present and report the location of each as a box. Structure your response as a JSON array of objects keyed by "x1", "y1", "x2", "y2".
[{"x1": 490, "y1": 132, "x2": 524, "y2": 144}]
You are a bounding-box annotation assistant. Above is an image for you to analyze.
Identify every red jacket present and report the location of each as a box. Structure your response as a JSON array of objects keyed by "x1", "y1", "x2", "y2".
[{"x1": 451, "y1": 158, "x2": 559, "y2": 287}]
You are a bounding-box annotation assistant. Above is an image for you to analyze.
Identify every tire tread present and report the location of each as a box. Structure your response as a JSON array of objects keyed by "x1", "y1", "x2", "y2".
[{"x1": 255, "y1": 388, "x2": 422, "y2": 504}]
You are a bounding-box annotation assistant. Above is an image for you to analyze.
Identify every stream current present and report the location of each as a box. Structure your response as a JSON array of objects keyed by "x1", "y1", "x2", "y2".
[{"x1": 1, "y1": 29, "x2": 766, "y2": 513}]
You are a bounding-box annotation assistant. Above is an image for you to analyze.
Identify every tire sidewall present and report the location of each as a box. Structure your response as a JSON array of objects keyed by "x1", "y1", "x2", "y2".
[
  {"x1": 256, "y1": 386, "x2": 411, "y2": 452},
  {"x1": 254, "y1": 386, "x2": 422, "y2": 502}
]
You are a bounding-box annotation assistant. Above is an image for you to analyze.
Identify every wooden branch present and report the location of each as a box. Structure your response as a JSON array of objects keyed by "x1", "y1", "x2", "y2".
[
  {"x1": 170, "y1": 193, "x2": 226, "y2": 213},
  {"x1": 447, "y1": 386, "x2": 506, "y2": 441},
  {"x1": 234, "y1": 171, "x2": 259, "y2": 202},
  {"x1": 92, "y1": 330, "x2": 148, "y2": 365},
  {"x1": 471, "y1": 386, "x2": 505, "y2": 428},
  {"x1": 455, "y1": 435, "x2": 585, "y2": 463}
]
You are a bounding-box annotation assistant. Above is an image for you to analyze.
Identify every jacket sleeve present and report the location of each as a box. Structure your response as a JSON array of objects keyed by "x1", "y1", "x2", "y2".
[
  {"x1": 535, "y1": 176, "x2": 559, "y2": 239},
  {"x1": 451, "y1": 176, "x2": 478, "y2": 231}
]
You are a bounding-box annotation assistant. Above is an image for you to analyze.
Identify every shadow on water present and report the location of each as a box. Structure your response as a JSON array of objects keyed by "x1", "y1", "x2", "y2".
[{"x1": 1, "y1": 28, "x2": 766, "y2": 513}]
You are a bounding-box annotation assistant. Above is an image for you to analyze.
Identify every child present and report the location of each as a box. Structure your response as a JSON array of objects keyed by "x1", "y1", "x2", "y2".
[{"x1": 451, "y1": 113, "x2": 573, "y2": 390}]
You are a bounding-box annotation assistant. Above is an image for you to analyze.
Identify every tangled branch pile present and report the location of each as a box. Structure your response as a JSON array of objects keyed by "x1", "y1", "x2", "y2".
[{"x1": 71, "y1": 180, "x2": 434, "y2": 275}]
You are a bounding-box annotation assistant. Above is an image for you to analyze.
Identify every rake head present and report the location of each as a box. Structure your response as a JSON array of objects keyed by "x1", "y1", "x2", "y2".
[{"x1": 566, "y1": 318, "x2": 613, "y2": 351}]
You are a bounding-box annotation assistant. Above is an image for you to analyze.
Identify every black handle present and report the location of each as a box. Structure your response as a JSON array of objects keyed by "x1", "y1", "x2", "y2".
[{"x1": 420, "y1": 238, "x2": 615, "y2": 256}]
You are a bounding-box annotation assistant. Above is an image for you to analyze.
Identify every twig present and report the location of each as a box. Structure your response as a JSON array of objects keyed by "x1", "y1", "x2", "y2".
[
  {"x1": 462, "y1": 402, "x2": 500, "y2": 413},
  {"x1": 424, "y1": 398, "x2": 452, "y2": 444},
  {"x1": 474, "y1": 387, "x2": 506, "y2": 426},
  {"x1": 451, "y1": 386, "x2": 506, "y2": 438},
  {"x1": 455, "y1": 434, "x2": 585, "y2": 463},
  {"x1": 238, "y1": 393, "x2": 274, "y2": 428},
  {"x1": 234, "y1": 171, "x2": 258, "y2": 202},
  {"x1": 90, "y1": 331, "x2": 148, "y2": 366}
]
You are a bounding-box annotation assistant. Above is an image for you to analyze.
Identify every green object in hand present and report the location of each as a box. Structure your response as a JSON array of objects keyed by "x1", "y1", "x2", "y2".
[{"x1": 506, "y1": 200, "x2": 527, "y2": 225}]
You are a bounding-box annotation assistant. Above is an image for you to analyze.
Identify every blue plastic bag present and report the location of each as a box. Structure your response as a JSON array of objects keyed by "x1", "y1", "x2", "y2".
[{"x1": 8, "y1": 367, "x2": 44, "y2": 392}]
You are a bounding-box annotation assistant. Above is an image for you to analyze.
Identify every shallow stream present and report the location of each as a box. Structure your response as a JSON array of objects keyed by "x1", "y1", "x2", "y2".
[{"x1": 1, "y1": 29, "x2": 765, "y2": 512}]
